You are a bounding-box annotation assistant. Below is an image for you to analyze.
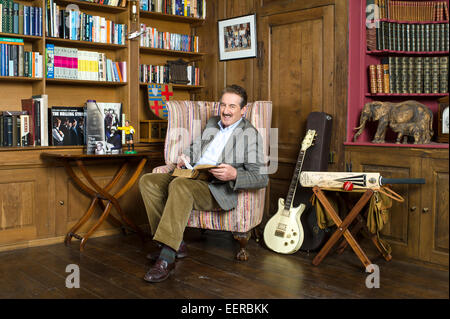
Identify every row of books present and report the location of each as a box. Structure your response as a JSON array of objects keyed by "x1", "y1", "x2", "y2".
[
  {"x1": 0, "y1": 1, "x2": 43, "y2": 36},
  {"x1": 1, "y1": 95, "x2": 48, "y2": 147},
  {"x1": 139, "y1": 63, "x2": 200, "y2": 85},
  {"x1": 46, "y1": 44, "x2": 127, "y2": 82},
  {"x1": 140, "y1": 0, "x2": 207, "y2": 19},
  {"x1": 367, "y1": 21, "x2": 449, "y2": 52},
  {"x1": 0, "y1": 38, "x2": 42, "y2": 77},
  {"x1": 46, "y1": 0, "x2": 127, "y2": 45},
  {"x1": 139, "y1": 24, "x2": 199, "y2": 52},
  {"x1": 1, "y1": 97, "x2": 126, "y2": 152},
  {"x1": 78, "y1": 0, "x2": 127, "y2": 7},
  {"x1": 369, "y1": 0, "x2": 449, "y2": 22},
  {"x1": 368, "y1": 56, "x2": 449, "y2": 94}
]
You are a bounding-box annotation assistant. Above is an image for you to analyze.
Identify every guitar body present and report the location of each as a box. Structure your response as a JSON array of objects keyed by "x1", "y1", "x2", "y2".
[
  {"x1": 263, "y1": 199, "x2": 306, "y2": 254},
  {"x1": 263, "y1": 129, "x2": 316, "y2": 255}
]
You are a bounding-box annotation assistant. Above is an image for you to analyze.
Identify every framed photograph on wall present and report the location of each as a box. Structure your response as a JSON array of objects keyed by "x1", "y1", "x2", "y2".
[
  {"x1": 218, "y1": 14, "x2": 257, "y2": 61},
  {"x1": 437, "y1": 96, "x2": 449, "y2": 143}
]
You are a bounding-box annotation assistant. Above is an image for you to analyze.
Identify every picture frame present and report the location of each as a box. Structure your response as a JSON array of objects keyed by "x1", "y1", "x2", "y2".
[
  {"x1": 437, "y1": 96, "x2": 449, "y2": 143},
  {"x1": 218, "y1": 14, "x2": 257, "y2": 61}
]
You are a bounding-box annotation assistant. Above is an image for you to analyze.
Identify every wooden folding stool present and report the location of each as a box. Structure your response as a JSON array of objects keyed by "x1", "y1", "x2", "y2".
[{"x1": 311, "y1": 186, "x2": 392, "y2": 271}]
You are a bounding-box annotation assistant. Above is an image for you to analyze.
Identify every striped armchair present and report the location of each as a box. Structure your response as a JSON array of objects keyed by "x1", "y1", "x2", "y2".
[{"x1": 152, "y1": 100, "x2": 272, "y2": 260}]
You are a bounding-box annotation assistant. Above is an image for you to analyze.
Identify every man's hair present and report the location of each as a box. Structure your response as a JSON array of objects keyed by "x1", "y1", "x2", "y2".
[{"x1": 221, "y1": 84, "x2": 248, "y2": 108}]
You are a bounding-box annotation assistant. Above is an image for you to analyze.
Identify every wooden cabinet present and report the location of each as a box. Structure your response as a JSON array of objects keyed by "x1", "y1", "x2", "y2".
[
  {"x1": 345, "y1": 146, "x2": 449, "y2": 267},
  {"x1": 0, "y1": 145, "x2": 163, "y2": 252}
]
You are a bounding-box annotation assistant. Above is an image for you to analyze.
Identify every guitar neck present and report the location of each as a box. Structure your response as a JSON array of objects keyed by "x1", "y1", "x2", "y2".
[{"x1": 284, "y1": 150, "x2": 305, "y2": 210}]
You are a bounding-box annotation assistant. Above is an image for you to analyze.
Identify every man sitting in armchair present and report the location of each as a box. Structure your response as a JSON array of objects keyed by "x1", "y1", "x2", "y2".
[{"x1": 139, "y1": 84, "x2": 268, "y2": 283}]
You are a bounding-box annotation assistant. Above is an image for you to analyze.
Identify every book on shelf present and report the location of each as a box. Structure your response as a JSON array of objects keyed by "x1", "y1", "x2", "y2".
[
  {"x1": 32, "y1": 94, "x2": 48, "y2": 146},
  {"x1": 368, "y1": 56, "x2": 449, "y2": 94},
  {"x1": 0, "y1": 0, "x2": 42, "y2": 36},
  {"x1": 139, "y1": 24, "x2": 199, "y2": 52},
  {"x1": 46, "y1": 0, "x2": 127, "y2": 44},
  {"x1": 50, "y1": 106, "x2": 86, "y2": 146},
  {"x1": 140, "y1": 0, "x2": 207, "y2": 19},
  {"x1": 46, "y1": 44, "x2": 126, "y2": 82},
  {"x1": 85, "y1": 100, "x2": 123, "y2": 154},
  {"x1": 0, "y1": 110, "x2": 27, "y2": 147},
  {"x1": 20, "y1": 98, "x2": 36, "y2": 145}
]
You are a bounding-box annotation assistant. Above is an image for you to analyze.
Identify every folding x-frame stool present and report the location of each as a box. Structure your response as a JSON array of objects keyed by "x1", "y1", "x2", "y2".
[{"x1": 311, "y1": 186, "x2": 393, "y2": 270}]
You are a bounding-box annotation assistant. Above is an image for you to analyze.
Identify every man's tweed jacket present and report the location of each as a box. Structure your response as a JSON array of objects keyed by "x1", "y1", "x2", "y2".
[{"x1": 183, "y1": 116, "x2": 268, "y2": 211}]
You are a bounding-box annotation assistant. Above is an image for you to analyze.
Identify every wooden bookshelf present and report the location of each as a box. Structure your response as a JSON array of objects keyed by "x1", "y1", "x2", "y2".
[
  {"x1": 46, "y1": 37, "x2": 128, "y2": 50},
  {"x1": 139, "y1": 9, "x2": 205, "y2": 24},
  {"x1": 136, "y1": 6, "x2": 206, "y2": 143},
  {"x1": 53, "y1": 0, "x2": 128, "y2": 13},
  {"x1": 348, "y1": 0, "x2": 449, "y2": 148},
  {"x1": 345, "y1": 0, "x2": 449, "y2": 268}
]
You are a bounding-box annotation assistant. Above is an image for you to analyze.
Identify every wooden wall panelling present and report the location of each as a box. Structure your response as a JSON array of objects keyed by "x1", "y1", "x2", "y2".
[
  {"x1": 196, "y1": 0, "x2": 219, "y2": 101},
  {"x1": 258, "y1": 5, "x2": 336, "y2": 210}
]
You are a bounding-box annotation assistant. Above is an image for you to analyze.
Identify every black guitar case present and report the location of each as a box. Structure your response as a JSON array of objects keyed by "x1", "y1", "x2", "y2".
[{"x1": 294, "y1": 112, "x2": 333, "y2": 252}]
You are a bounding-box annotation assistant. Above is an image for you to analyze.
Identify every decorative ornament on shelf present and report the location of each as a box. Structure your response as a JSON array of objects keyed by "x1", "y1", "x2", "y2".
[
  {"x1": 130, "y1": 0, "x2": 138, "y2": 23},
  {"x1": 353, "y1": 100, "x2": 434, "y2": 145}
]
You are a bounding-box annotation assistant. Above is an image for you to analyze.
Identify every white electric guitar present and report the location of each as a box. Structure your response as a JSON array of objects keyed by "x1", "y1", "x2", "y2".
[{"x1": 263, "y1": 130, "x2": 316, "y2": 254}]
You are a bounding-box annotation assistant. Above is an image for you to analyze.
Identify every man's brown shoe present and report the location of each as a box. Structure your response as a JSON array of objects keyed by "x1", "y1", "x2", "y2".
[
  {"x1": 146, "y1": 242, "x2": 188, "y2": 261},
  {"x1": 143, "y1": 259, "x2": 175, "y2": 283}
]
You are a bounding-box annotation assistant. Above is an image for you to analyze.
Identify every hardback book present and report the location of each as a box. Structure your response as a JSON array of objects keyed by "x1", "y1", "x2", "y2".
[
  {"x1": 381, "y1": 57, "x2": 389, "y2": 93},
  {"x1": 20, "y1": 114, "x2": 30, "y2": 146},
  {"x1": 32, "y1": 94, "x2": 49, "y2": 146},
  {"x1": 440, "y1": 56, "x2": 448, "y2": 93},
  {"x1": 85, "y1": 100, "x2": 122, "y2": 154},
  {"x1": 368, "y1": 65, "x2": 377, "y2": 94},
  {"x1": 50, "y1": 106, "x2": 86, "y2": 146},
  {"x1": 21, "y1": 98, "x2": 36, "y2": 145},
  {"x1": 172, "y1": 164, "x2": 218, "y2": 180}
]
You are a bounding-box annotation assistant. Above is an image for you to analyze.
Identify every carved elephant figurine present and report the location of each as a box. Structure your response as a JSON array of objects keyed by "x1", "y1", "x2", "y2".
[{"x1": 353, "y1": 100, "x2": 434, "y2": 144}]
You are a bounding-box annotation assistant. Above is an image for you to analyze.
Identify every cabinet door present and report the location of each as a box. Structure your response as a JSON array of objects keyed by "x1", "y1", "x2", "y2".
[
  {"x1": 346, "y1": 149, "x2": 422, "y2": 260},
  {"x1": 0, "y1": 167, "x2": 54, "y2": 247},
  {"x1": 420, "y1": 157, "x2": 449, "y2": 267}
]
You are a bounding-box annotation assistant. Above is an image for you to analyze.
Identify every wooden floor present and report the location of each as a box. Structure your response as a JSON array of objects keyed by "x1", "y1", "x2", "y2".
[{"x1": 0, "y1": 228, "x2": 448, "y2": 299}]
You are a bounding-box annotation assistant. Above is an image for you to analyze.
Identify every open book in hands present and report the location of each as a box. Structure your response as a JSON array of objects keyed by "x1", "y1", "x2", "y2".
[{"x1": 172, "y1": 164, "x2": 219, "y2": 180}]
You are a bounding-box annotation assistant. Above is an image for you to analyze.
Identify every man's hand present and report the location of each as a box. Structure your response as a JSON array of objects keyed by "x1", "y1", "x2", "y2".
[
  {"x1": 176, "y1": 154, "x2": 190, "y2": 169},
  {"x1": 209, "y1": 164, "x2": 237, "y2": 181}
]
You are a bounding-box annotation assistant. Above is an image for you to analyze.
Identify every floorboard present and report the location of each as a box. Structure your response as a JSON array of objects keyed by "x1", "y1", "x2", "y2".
[{"x1": 0, "y1": 228, "x2": 447, "y2": 301}]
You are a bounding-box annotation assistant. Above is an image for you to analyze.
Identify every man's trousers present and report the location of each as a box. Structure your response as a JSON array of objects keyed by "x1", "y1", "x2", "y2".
[{"x1": 139, "y1": 173, "x2": 221, "y2": 251}]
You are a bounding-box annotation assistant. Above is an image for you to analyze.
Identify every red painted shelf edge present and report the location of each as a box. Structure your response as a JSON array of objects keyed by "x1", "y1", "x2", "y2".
[
  {"x1": 344, "y1": 141, "x2": 449, "y2": 149},
  {"x1": 367, "y1": 50, "x2": 450, "y2": 55},
  {"x1": 377, "y1": 18, "x2": 450, "y2": 24},
  {"x1": 366, "y1": 93, "x2": 449, "y2": 97}
]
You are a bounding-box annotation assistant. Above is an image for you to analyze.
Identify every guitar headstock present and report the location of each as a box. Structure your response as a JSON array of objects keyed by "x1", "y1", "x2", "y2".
[{"x1": 301, "y1": 129, "x2": 317, "y2": 151}]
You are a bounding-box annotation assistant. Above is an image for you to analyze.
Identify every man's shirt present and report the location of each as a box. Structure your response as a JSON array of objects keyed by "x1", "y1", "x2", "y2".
[{"x1": 194, "y1": 118, "x2": 243, "y2": 167}]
